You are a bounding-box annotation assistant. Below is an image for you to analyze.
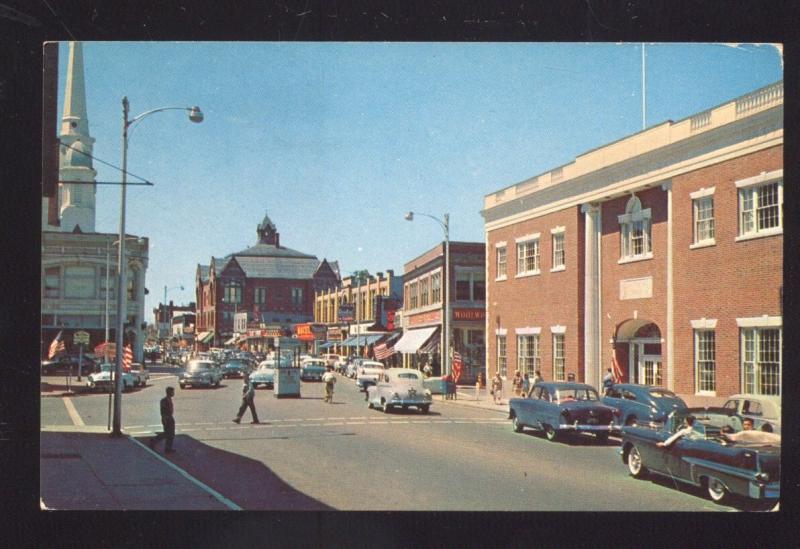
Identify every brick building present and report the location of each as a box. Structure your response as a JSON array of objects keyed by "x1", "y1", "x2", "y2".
[
  {"x1": 194, "y1": 213, "x2": 340, "y2": 348},
  {"x1": 482, "y1": 81, "x2": 783, "y2": 404}
]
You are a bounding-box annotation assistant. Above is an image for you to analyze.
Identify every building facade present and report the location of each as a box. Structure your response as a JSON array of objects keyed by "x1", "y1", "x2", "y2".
[
  {"x1": 153, "y1": 301, "x2": 196, "y2": 340},
  {"x1": 398, "y1": 241, "x2": 486, "y2": 380},
  {"x1": 195, "y1": 213, "x2": 340, "y2": 349},
  {"x1": 482, "y1": 81, "x2": 783, "y2": 403}
]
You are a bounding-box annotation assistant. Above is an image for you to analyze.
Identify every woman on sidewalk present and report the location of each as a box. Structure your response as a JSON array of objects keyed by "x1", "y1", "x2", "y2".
[
  {"x1": 491, "y1": 372, "x2": 503, "y2": 405},
  {"x1": 512, "y1": 371, "x2": 523, "y2": 397}
]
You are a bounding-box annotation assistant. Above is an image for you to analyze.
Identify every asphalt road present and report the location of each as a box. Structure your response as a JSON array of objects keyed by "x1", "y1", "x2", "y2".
[{"x1": 41, "y1": 371, "x2": 741, "y2": 511}]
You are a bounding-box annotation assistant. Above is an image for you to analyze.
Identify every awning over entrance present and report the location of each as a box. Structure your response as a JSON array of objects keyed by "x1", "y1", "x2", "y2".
[
  {"x1": 344, "y1": 334, "x2": 384, "y2": 347},
  {"x1": 318, "y1": 341, "x2": 335, "y2": 350},
  {"x1": 394, "y1": 327, "x2": 439, "y2": 354},
  {"x1": 196, "y1": 331, "x2": 214, "y2": 344}
]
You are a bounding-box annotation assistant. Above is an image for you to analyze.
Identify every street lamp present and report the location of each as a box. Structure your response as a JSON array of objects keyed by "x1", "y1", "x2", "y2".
[
  {"x1": 404, "y1": 211, "x2": 450, "y2": 377},
  {"x1": 112, "y1": 97, "x2": 203, "y2": 437}
]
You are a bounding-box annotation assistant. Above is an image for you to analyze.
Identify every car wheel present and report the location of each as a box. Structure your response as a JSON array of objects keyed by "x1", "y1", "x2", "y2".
[
  {"x1": 367, "y1": 401, "x2": 374, "y2": 409},
  {"x1": 512, "y1": 414, "x2": 524, "y2": 433},
  {"x1": 544, "y1": 424, "x2": 558, "y2": 441},
  {"x1": 625, "y1": 415, "x2": 637, "y2": 427},
  {"x1": 706, "y1": 477, "x2": 730, "y2": 504},
  {"x1": 383, "y1": 400, "x2": 392, "y2": 413},
  {"x1": 596, "y1": 432, "x2": 609, "y2": 444},
  {"x1": 420, "y1": 405, "x2": 430, "y2": 414},
  {"x1": 627, "y1": 445, "x2": 648, "y2": 478}
]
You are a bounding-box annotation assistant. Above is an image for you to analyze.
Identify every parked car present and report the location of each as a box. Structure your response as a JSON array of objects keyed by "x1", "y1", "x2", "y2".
[
  {"x1": 322, "y1": 353, "x2": 341, "y2": 368},
  {"x1": 128, "y1": 363, "x2": 150, "y2": 387},
  {"x1": 722, "y1": 394, "x2": 781, "y2": 434},
  {"x1": 221, "y1": 359, "x2": 251, "y2": 379},
  {"x1": 356, "y1": 360, "x2": 386, "y2": 390},
  {"x1": 86, "y1": 363, "x2": 135, "y2": 392},
  {"x1": 250, "y1": 362, "x2": 276, "y2": 388},
  {"x1": 366, "y1": 368, "x2": 433, "y2": 414},
  {"x1": 621, "y1": 407, "x2": 780, "y2": 506},
  {"x1": 602, "y1": 383, "x2": 687, "y2": 428},
  {"x1": 300, "y1": 359, "x2": 327, "y2": 381},
  {"x1": 508, "y1": 382, "x2": 618, "y2": 443},
  {"x1": 347, "y1": 358, "x2": 365, "y2": 379},
  {"x1": 41, "y1": 354, "x2": 97, "y2": 375},
  {"x1": 178, "y1": 360, "x2": 222, "y2": 389}
]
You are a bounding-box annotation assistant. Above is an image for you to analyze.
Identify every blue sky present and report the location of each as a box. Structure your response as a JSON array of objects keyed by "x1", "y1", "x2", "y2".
[{"x1": 57, "y1": 42, "x2": 783, "y2": 318}]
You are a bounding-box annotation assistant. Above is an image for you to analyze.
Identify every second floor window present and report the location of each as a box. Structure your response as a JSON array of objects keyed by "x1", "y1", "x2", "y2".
[
  {"x1": 409, "y1": 282, "x2": 418, "y2": 309},
  {"x1": 291, "y1": 287, "x2": 303, "y2": 308},
  {"x1": 739, "y1": 180, "x2": 782, "y2": 236},
  {"x1": 693, "y1": 196, "x2": 715, "y2": 244},
  {"x1": 431, "y1": 272, "x2": 441, "y2": 303},
  {"x1": 552, "y1": 232, "x2": 565, "y2": 269},
  {"x1": 64, "y1": 265, "x2": 95, "y2": 299},
  {"x1": 223, "y1": 283, "x2": 242, "y2": 304},
  {"x1": 496, "y1": 246, "x2": 507, "y2": 278},
  {"x1": 420, "y1": 278, "x2": 429, "y2": 307},
  {"x1": 455, "y1": 271, "x2": 485, "y2": 301},
  {"x1": 516, "y1": 239, "x2": 540, "y2": 274},
  {"x1": 619, "y1": 195, "x2": 652, "y2": 260},
  {"x1": 44, "y1": 267, "x2": 60, "y2": 298},
  {"x1": 254, "y1": 287, "x2": 267, "y2": 304}
]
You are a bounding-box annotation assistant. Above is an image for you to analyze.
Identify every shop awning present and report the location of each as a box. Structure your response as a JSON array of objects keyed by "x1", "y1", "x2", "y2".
[
  {"x1": 318, "y1": 341, "x2": 334, "y2": 350},
  {"x1": 341, "y1": 334, "x2": 385, "y2": 347},
  {"x1": 394, "y1": 327, "x2": 439, "y2": 354},
  {"x1": 196, "y1": 331, "x2": 214, "y2": 344},
  {"x1": 224, "y1": 336, "x2": 238, "y2": 345}
]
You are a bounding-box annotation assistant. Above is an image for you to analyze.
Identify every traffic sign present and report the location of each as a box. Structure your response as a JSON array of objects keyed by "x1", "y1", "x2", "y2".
[{"x1": 74, "y1": 331, "x2": 90, "y2": 345}]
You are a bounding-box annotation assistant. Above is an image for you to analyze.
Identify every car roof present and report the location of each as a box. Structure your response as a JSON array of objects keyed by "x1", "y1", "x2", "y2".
[
  {"x1": 536, "y1": 381, "x2": 597, "y2": 391},
  {"x1": 385, "y1": 368, "x2": 421, "y2": 374}
]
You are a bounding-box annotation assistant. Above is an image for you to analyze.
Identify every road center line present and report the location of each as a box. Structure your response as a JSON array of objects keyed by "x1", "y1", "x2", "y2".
[{"x1": 62, "y1": 397, "x2": 84, "y2": 426}]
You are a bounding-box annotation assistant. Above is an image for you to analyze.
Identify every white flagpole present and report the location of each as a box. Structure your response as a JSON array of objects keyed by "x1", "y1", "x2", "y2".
[{"x1": 642, "y1": 43, "x2": 647, "y2": 130}]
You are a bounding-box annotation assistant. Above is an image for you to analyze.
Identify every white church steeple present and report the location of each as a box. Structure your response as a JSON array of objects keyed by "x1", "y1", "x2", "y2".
[{"x1": 58, "y1": 41, "x2": 97, "y2": 233}]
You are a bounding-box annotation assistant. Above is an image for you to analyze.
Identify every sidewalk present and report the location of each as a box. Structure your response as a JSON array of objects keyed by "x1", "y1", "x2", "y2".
[{"x1": 40, "y1": 426, "x2": 237, "y2": 510}]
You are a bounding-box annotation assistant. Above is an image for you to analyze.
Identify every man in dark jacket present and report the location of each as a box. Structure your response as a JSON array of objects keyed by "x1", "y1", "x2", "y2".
[
  {"x1": 233, "y1": 373, "x2": 260, "y2": 424},
  {"x1": 149, "y1": 386, "x2": 176, "y2": 453}
]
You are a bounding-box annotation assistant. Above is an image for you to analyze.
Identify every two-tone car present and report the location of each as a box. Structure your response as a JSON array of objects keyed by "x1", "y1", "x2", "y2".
[
  {"x1": 86, "y1": 363, "x2": 135, "y2": 392},
  {"x1": 129, "y1": 363, "x2": 150, "y2": 387},
  {"x1": 602, "y1": 383, "x2": 687, "y2": 428},
  {"x1": 178, "y1": 359, "x2": 222, "y2": 389},
  {"x1": 366, "y1": 368, "x2": 432, "y2": 414},
  {"x1": 356, "y1": 360, "x2": 386, "y2": 390},
  {"x1": 250, "y1": 362, "x2": 276, "y2": 388},
  {"x1": 300, "y1": 358, "x2": 327, "y2": 381},
  {"x1": 722, "y1": 394, "x2": 781, "y2": 434},
  {"x1": 221, "y1": 359, "x2": 251, "y2": 379},
  {"x1": 509, "y1": 381, "x2": 618, "y2": 443},
  {"x1": 621, "y1": 407, "x2": 780, "y2": 506}
]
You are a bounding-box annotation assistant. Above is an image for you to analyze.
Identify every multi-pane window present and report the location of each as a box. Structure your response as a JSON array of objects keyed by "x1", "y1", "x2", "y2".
[
  {"x1": 496, "y1": 246, "x2": 507, "y2": 278},
  {"x1": 619, "y1": 195, "x2": 652, "y2": 260},
  {"x1": 693, "y1": 196, "x2": 715, "y2": 244},
  {"x1": 741, "y1": 328, "x2": 781, "y2": 396},
  {"x1": 64, "y1": 266, "x2": 96, "y2": 299},
  {"x1": 409, "y1": 282, "x2": 418, "y2": 309},
  {"x1": 739, "y1": 180, "x2": 782, "y2": 236},
  {"x1": 497, "y1": 335, "x2": 507, "y2": 377},
  {"x1": 254, "y1": 287, "x2": 267, "y2": 304},
  {"x1": 420, "y1": 278, "x2": 429, "y2": 307},
  {"x1": 695, "y1": 330, "x2": 716, "y2": 393},
  {"x1": 291, "y1": 287, "x2": 303, "y2": 308},
  {"x1": 516, "y1": 334, "x2": 539, "y2": 375},
  {"x1": 431, "y1": 272, "x2": 441, "y2": 303},
  {"x1": 552, "y1": 333, "x2": 565, "y2": 381},
  {"x1": 44, "y1": 267, "x2": 60, "y2": 298},
  {"x1": 223, "y1": 283, "x2": 242, "y2": 304},
  {"x1": 455, "y1": 271, "x2": 485, "y2": 301},
  {"x1": 516, "y1": 239, "x2": 540, "y2": 274},
  {"x1": 552, "y1": 233, "x2": 565, "y2": 269}
]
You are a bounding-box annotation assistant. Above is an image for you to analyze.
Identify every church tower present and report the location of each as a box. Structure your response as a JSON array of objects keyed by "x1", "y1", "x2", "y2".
[
  {"x1": 257, "y1": 212, "x2": 280, "y2": 246},
  {"x1": 58, "y1": 41, "x2": 97, "y2": 233}
]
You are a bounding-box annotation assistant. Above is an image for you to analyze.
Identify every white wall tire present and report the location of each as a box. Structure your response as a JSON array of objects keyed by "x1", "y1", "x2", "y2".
[{"x1": 627, "y1": 445, "x2": 648, "y2": 478}]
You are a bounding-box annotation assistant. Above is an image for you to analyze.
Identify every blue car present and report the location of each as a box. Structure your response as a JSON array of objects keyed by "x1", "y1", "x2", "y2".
[
  {"x1": 508, "y1": 382, "x2": 619, "y2": 443},
  {"x1": 602, "y1": 383, "x2": 687, "y2": 428}
]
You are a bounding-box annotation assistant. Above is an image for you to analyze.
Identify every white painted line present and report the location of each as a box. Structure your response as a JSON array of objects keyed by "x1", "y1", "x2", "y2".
[
  {"x1": 192, "y1": 422, "x2": 215, "y2": 426},
  {"x1": 129, "y1": 436, "x2": 242, "y2": 510},
  {"x1": 206, "y1": 427, "x2": 226, "y2": 431},
  {"x1": 325, "y1": 422, "x2": 344, "y2": 426},
  {"x1": 346, "y1": 421, "x2": 366, "y2": 425},
  {"x1": 62, "y1": 397, "x2": 84, "y2": 427},
  {"x1": 126, "y1": 425, "x2": 145, "y2": 429}
]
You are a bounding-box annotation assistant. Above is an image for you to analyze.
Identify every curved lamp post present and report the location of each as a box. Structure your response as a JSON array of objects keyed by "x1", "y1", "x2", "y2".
[
  {"x1": 404, "y1": 211, "x2": 450, "y2": 377},
  {"x1": 112, "y1": 98, "x2": 203, "y2": 437}
]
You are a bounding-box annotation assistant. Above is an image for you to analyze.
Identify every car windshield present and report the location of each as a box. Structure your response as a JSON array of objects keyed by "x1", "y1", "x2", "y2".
[
  {"x1": 649, "y1": 389, "x2": 678, "y2": 399},
  {"x1": 187, "y1": 361, "x2": 212, "y2": 371},
  {"x1": 397, "y1": 372, "x2": 421, "y2": 381},
  {"x1": 554, "y1": 388, "x2": 599, "y2": 402}
]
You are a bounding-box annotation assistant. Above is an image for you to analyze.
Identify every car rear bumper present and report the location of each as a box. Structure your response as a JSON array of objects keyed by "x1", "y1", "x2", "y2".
[
  {"x1": 557, "y1": 422, "x2": 615, "y2": 432},
  {"x1": 180, "y1": 379, "x2": 214, "y2": 386},
  {"x1": 388, "y1": 398, "x2": 432, "y2": 407}
]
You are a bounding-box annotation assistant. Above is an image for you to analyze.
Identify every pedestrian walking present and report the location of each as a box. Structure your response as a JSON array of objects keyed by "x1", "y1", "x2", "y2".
[
  {"x1": 602, "y1": 368, "x2": 614, "y2": 394},
  {"x1": 322, "y1": 365, "x2": 337, "y2": 403},
  {"x1": 522, "y1": 373, "x2": 531, "y2": 397},
  {"x1": 491, "y1": 371, "x2": 503, "y2": 405},
  {"x1": 233, "y1": 373, "x2": 260, "y2": 424},
  {"x1": 422, "y1": 363, "x2": 433, "y2": 378},
  {"x1": 532, "y1": 370, "x2": 543, "y2": 386},
  {"x1": 512, "y1": 371, "x2": 523, "y2": 397},
  {"x1": 149, "y1": 386, "x2": 176, "y2": 453}
]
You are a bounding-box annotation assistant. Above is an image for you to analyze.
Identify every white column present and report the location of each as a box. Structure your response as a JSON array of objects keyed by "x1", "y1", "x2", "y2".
[
  {"x1": 582, "y1": 203, "x2": 601, "y2": 388},
  {"x1": 662, "y1": 181, "x2": 674, "y2": 391}
]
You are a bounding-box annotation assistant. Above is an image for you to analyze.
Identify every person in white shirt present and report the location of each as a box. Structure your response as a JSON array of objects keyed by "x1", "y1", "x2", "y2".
[
  {"x1": 657, "y1": 415, "x2": 696, "y2": 447},
  {"x1": 322, "y1": 366, "x2": 337, "y2": 403}
]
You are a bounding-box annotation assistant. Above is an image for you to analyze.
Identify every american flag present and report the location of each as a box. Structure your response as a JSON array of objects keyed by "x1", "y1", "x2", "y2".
[
  {"x1": 374, "y1": 342, "x2": 395, "y2": 360},
  {"x1": 122, "y1": 344, "x2": 134, "y2": 372},
  {"x1": 611, "y1": 349, "x2": 624, "y2": 383},
  {"x1": 48, "y1": 331, "x2": 65, "y2": 359},
  {"x1": 452, "y1": 351, "x2": 463, "y2": 382}
]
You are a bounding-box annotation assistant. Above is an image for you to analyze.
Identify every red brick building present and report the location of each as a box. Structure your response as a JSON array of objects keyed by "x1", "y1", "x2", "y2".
[
  {"x1": 482, "y1": 81, "x2": 783, "y2": 404},
  {"x1": 195, "y1": 213, "x2": 340, "y2": 348}
]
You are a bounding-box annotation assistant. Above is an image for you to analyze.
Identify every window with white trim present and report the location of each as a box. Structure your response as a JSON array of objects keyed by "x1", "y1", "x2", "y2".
[
  {"x1": 552, "y1": 333, "x2": 565, "y2": 381},
  {"x1": 516, "y1": 334, "x2": 539, "y2": 375},
  {"x1": 431, "y1": 272, "x2": 441, "y2": 303},
  {"x1": 409, "y1": 281, "x2": 418, "y2": 309},
  {"x1": 516, "y1": 239, "x2": 540, "y2": 275},
  {"x1": 552, "y1": 232, "x2": 565, "y2": 269},
  {"x1": 741, "y1": 328, "x2": 781, "y2": 396},
  {"x1": 223, "y1": 282, "x2": 242, "y2": 304},
  {"x1": 496, "y1": 245, "x2": 507, "y2": 278},
  {"x1": 695, "y1": 330, "x2": 716, "y2": 393},
  {"x1": 739, "y1": 180, "x2": 782, "y2": 236},
  {"x1": 420, "y1": 278, "x2": 429, "y2": 307},
  {"x1": 497, "y1": 335, "x2": 507, "y2": 377},
  {"x1": 64, "y1": 265, "x2": 96, "y2": 299},
  {"x1": 255, "y1": 287, "x2": 267, "y2": 304},
  {"x1": 693, "y1": 196, "x2": 715, "y2": 244},
  {"x1": 619, "y1": 195, "x2": 652, "y2": 260}
]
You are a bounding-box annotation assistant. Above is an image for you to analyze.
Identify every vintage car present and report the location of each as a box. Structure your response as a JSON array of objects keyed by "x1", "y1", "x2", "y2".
[
  {"x1": 321, "y1": 353, "x2": 342, "y2": 368},
  {"x1": 221, "y1": 359, "x2": 251, "y2": 379},
  {"x1": 86, "y1": 363, "x2": 135, "y2": 392},
  {"x1": 722, "y1": 394, "x2": 781, "y2": 434},
  {"x1": 602, "y1": 383, "x2": 687, "y2": 427},
  {"x1": 42, "y1": 354, "x2": 97, "y2": 376},
  {"x1": 508, "y1": 382, "x2": 618, "y2": 443},
  {"x1": 366, "y1": 368, "x2": 433, "y2": 413},
  {"x1": 621, "y1": 407, "x2": 780, "y2": 506},
  {"x1": 178, "y1": 359, "x2": 222, "y2": 389},
  {"x1": 250, "y1": 363, "x2": 276, "y2": 388},
  {"x1": 346, "y1": 358, "x2": 364, "y2": 379},
  {"x1": 128, "y1": 363, "x2": 150, "y2": 387},
  {"x1": 300, "y1": 359, "x2": 327, "y2": 381},
  {"x1": 356, "y1": 360, "x2": 386, "y2": 390}
]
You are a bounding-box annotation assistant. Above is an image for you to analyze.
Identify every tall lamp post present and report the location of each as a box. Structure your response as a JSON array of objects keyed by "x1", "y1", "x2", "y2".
[
  {"x1": 112, "y1": 97, "x2": 203, "y2": 437},
  {"x1": 404, "y1": 211, "x2": 450, "y2": 377},
  {"x1": 105, "y1": 236, "x2": 142, "y2": 363}
]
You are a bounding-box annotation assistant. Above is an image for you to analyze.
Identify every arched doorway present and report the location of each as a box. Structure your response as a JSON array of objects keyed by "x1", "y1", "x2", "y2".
[{"x1": 614, "y1": 320, "x2": 662, "y2": 386}]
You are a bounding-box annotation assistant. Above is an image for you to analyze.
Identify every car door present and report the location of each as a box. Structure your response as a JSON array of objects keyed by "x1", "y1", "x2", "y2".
[
  {"x1": 517, "y1": 386, "x2": 539, "y2": 426},
  {"x1": 603, "y1": 387, "x2": 625, "y2": 425}
]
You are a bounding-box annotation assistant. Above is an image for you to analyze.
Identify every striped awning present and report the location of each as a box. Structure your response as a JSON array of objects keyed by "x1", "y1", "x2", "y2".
[
  {"x1": 196, "y1": 331, "x2": 214, "y2": 344},
  {"x1": 394, "y1": 327, "x2": 439, "y2": 354}
]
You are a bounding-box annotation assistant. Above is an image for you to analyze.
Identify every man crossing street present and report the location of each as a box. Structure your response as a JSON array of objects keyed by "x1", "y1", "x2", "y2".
[{"x1": 233, "y1": 373, "x2": 260, "y2": 424}]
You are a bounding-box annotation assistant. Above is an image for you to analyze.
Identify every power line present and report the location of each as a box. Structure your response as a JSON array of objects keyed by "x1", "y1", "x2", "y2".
[{"x1": 60, "y1": 141, "x2": 154, "y2": 185}]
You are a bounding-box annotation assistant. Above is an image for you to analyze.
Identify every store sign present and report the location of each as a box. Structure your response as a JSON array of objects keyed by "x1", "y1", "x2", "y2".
[
  {"x1": 453, "y1": 308, "x2": 486, "y2": 321},
  {"x1": 295, "y1": 323, "x2": 327, "y2": 341},
  {"x1": 327, "y1": 326, "x2": 343, "y2": 340},
  {"x1": 338, "y1": 304, "x2": 355, "y2": 322}
]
